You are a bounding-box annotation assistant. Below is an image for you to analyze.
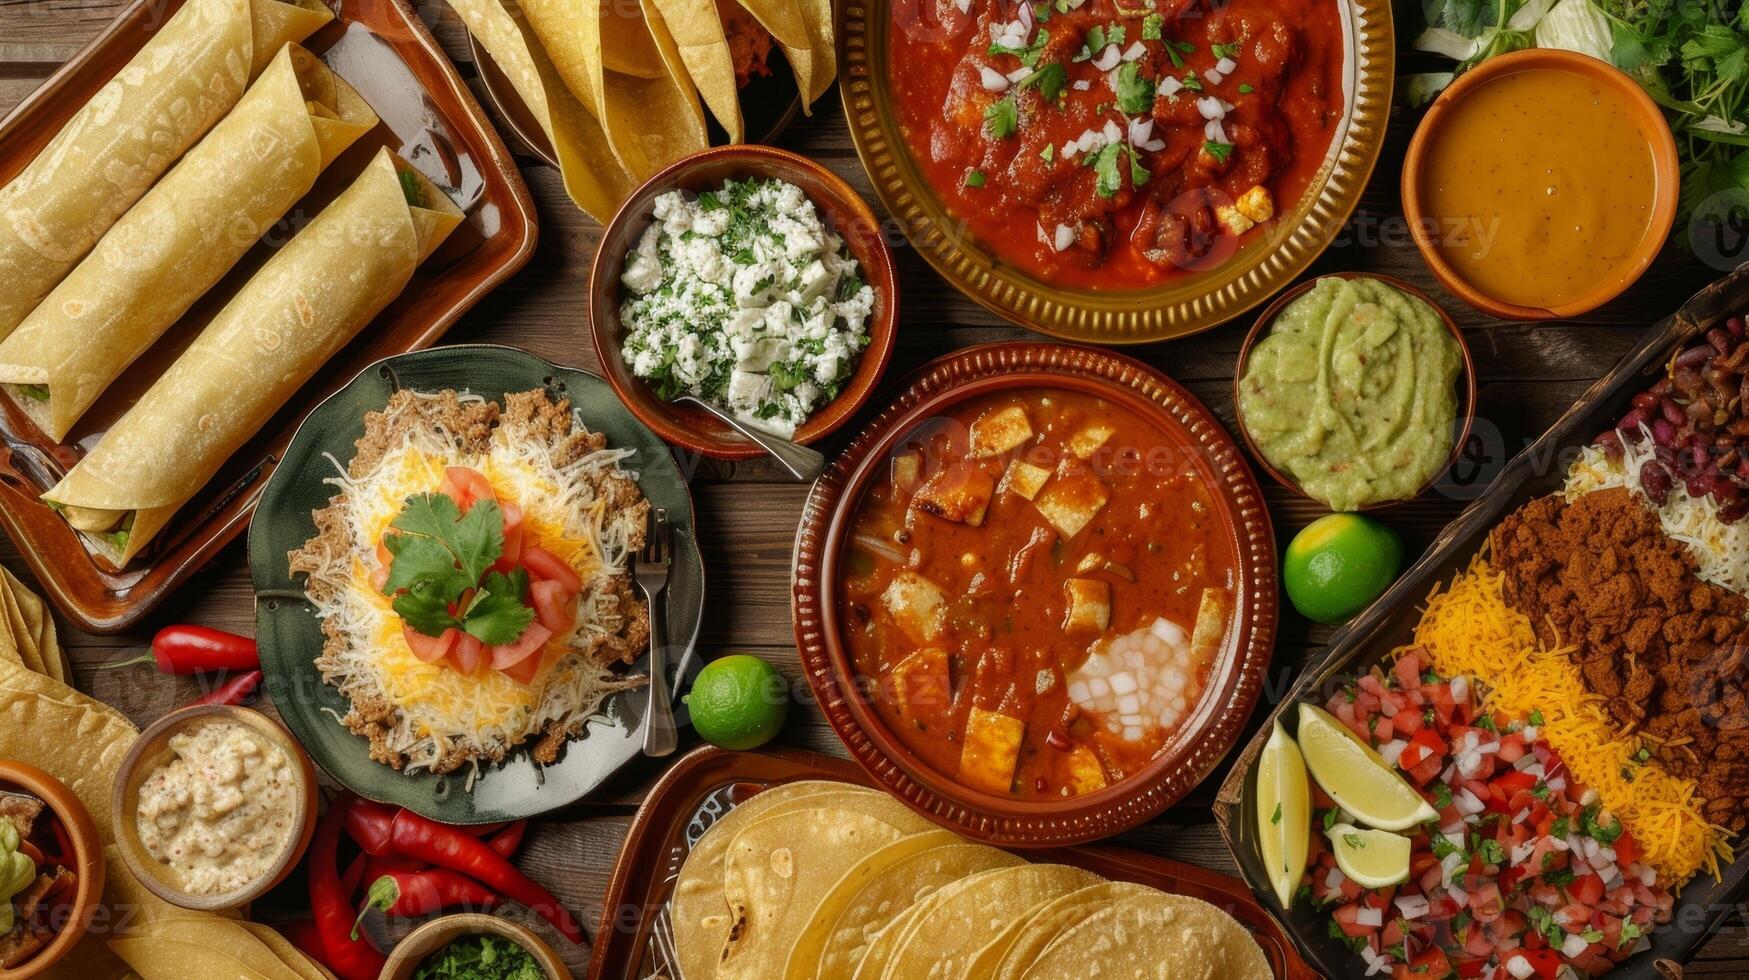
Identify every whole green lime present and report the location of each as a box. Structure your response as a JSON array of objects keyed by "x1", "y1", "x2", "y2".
[
  {"x1": 1282, "y1": 514, "x2": 1403, "y2": 624},
  {"x1": 685, "y1": 654, "x2": 790, "y2": 750}
]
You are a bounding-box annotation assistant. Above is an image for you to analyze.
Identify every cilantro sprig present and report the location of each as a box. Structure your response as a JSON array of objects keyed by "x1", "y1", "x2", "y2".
[{"x1": 381, "y1": 493, "x2": 537, "y2": 645}]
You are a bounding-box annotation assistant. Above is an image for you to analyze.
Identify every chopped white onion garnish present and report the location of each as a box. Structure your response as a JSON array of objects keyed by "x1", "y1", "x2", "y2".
[
  {"x1": 1092, "y1": 44, "x2": 1122, "y2": 71},
  {"x1": 1360, "y1": 946, "x2": 1393, "y2": 977},
  {"x1": 1101, "y1": 118, "x2": 1123, "y2": 143},
  {"x1": 1141, "y1": 138, "x2": 1165, "y2": 152},
  {"x1": 1394, "y1": 894, "x2": 1431, "y2": 920},
  {"x1": 1072, "y1": 79, "x2": 1092, "y2": 91},
  {"x1": 1122, "y1": 40, "x2": 1147, "y2": 61},
  {"x1": 1561, "y1": 932, "x2": 1590, "y2": 958},
  {"x1": 1447, "y1": 884, "x2": 1467, "y2": 907},
  {"x1": 1523, "y1": 725, "x2": 1540, "y2": 742},
  {"x1": 1203, "y1": 119, "x2": 1227, "y2": 143},
  {"x1": 1018, "y1": 2, "x2": 1033, "y2": 30},
  {"x1": 1159, "y1": 75, "x2": 1183, "y2": 96},
  {"x1": 952, "y1": 0, "x2": 970, "y2": 12},
  {"x1": 1453, "y1": 787, "x2": 1486, "y2": 817},
  {"x1": 1007, "y1": 66, "x2": 1033, "y2": 83},
  {"x1": 1379, "y1": 739, "x2": 1408, "y2": 767},
  {"x1": 1325, "y1": 865, "x2": 1346, "y2": 889},
  {"x1": 1196, "y1": 96, "x2": 1225, "y2": 120},
  {"x1": 1439, "y1": 850, "x2": 1466, "y2": 887},
  {"x1": 1354, "y1": 906, "x2": 1383, "y2": 928},
  {"x1": 1639, "y1": 864, "x2": 1657, "y2": 886},
  {"x1": 1062, "y1": 140, "x2": 1079, "y2": 158},
  {"x1": 1511, "y1": 807, "x2": 1530, "y2": 825},
  {"x1": 1077, "y1": 129, "x2": 1101, "y2": 152},
  {"x1": 1204, "y1": 68, "x2": 1224, "y2": 85},
  {"x1": 1215, "y1": 56, "x2": 1238, "y2": 74},
  {"x1": 1510, "y1": 840, "x2": 1537, "y2": 865},
  {"x1": 1451, "y1": 676, "x2": 1470, "y2": 702},
  {"x1": 1053, "y1": 223, "x2": 1074, "y2": 252},
  {"x1": 979, "y1": 66, "x2": 1011, "y2": 91},
  {"x1": 1127, "y1": 117, "x2": 1153, "y2": 146},
  {"x1": 1505, "y1": 955, "x2": 1536, "y2": 980}
]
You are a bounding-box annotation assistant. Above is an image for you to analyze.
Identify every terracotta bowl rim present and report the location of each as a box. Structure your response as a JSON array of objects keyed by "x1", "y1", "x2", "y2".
[
  {"x1": 792, "y1": 341, "x2": 1279, "y2": 845},
  {"x1": 377, "y1": 911, "x2": 572, "y2": 980},
  {"x1": 0, "y1": 760, "x2": 106, "y2": 980},
  {"x1": 1231, "y1": 271, "x2": 1478, "y2": 511},
  {"x1": 588, "y1": 143, "x2": 899, "y2": 460},
  {"x1": 110, "y1": 705, "x2": 318, "y2": 912},
  {"x1": 1401, "y1": 48, "x2": 1681, "y2": 321}
]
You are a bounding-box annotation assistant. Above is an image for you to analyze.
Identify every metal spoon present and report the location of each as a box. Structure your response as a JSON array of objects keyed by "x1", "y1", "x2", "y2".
[{"x1": 677, "y1": 395, "x2": 825, "y2": 481}]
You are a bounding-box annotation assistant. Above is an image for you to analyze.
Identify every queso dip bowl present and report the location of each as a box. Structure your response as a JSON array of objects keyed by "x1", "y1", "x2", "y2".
[
  {"x1": 112, "y1": 705, "x2": 317, "y2": 911},
  {"x1": 1403, "y1": 49, "x2": 1679, "y2": 320}
]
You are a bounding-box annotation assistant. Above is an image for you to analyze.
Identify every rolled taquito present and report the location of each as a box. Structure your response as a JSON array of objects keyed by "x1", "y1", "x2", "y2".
[
  {"x1": 0, "y1": 0, "x2": 333, "y2": 337},
  {"x1": 45, "y1": 149, "x2": 463, "y2": 565},
  {"x1": 0, "y1": 43, "x2": 377, "y2": 442}
]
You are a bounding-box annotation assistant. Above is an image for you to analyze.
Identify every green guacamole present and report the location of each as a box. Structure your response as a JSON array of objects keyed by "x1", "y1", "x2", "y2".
[{"x1": 1237, "y1": 277, "x2": 1461, "y2": 511}]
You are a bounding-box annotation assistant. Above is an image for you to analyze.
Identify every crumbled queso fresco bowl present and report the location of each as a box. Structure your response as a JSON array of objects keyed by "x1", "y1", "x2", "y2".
[{"x1": 618, "y1": 176, "x2": 876, "y2": 439}]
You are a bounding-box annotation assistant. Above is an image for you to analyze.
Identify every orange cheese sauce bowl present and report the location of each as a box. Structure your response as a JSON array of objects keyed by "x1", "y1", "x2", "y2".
[{"x1": 1402, "y1": 49, "x2": 1679, "y2": 320}]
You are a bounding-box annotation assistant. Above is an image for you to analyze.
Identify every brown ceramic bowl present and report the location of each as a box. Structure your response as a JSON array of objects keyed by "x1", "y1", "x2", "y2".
[
  {"x1": 1232, "y1": 273, "x2": 1477, "y2": 511},
  {"x1": 0, "y1": 760, "x2": 105, "y2": 980},
  {"x1": 111, "y1": 705, "x2": 317, "y2": 911},
  {"x1": 792, "y1": 342, "x2": 1279, "y2": 845},
  {"x1": 378, "y1": 912, "x2": 571, "y2": 980},
  {"x1": 1402, "y1": 49, "x2": 1680, "y2": 320},
  {"x1": 588, "y1": 144, "x2": 898, "y2": 460}
]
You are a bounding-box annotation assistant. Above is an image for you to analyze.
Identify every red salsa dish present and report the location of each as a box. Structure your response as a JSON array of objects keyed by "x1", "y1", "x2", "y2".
[
  {"x1": 836, "y1": 388, "x2": 1238, "y2": 799},
  {"x1": 888, "y1": 0, "x2": 1344, "y2": 288}
]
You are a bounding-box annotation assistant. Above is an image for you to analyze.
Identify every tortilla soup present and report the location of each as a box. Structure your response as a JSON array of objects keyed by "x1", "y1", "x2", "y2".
[
  {"x1": 836, "y1": 388, "x2": 1238, "y2": 799},
  {"x1": 888, "y1": 0, "x2": 1345, "y2": 289}
]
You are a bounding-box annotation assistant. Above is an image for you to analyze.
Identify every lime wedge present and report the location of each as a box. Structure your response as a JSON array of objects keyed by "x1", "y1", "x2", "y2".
[
  {"x1": 1297, "y1": 702, "x2": 1438, "y2": 831},
  {"x1": 1326, "y1": 823, "x2": 1411, "y2": 888},
  {"x1": 1255, "y1": 719, "x2": 1310, "y2": 909}
]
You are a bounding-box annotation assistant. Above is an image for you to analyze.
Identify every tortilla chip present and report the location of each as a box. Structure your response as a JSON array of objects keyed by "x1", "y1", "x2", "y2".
[
  {"x1": 3, "y1": 570, "x2": 62, "y2": 683},
  {"x1": 639, "y1": 0, "x2": 711, "y2": 139},
  {"x1": 108, "y1": 938, "x2": 286, "y2": 980},
  {"x1": 599, "y1": 0, "x2": 670, "y2": 77},
  {"x1": 238, "y1": 922, "x2": 336, "y2": 980},
  {"x1": 735, "y1": 0, "x2": 814, "y2": 112},
  {"x1": 788, "y1": 0, "x2": 832, "y2": 104},
  {"x1": 0, "y1": 583, "x2": 45, "y2": 677},
  {"x1": 449, "y1": 0, "x2": 637, "y2": 221},
  {"x1": 521, "y1": 0, "x2": 708, "y2": 180},
  {"x1": 649, "y1": 0, "x2": 745, "y2": 142}
]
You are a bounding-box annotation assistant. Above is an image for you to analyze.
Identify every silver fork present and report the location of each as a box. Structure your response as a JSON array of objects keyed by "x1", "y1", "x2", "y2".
[{"x1": 636, "y1": 506, "x2": 677, "y2": 757}]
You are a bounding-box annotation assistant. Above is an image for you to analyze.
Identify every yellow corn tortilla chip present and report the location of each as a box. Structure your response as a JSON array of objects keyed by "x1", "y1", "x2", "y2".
[
  {"x1": 0, "y1": 581, "x2": 46, "y2": 677},
  {"x1": 789, "y1": 0, "x2": 834, "y2": 104},
  {"x1": 5, "y1": 569, "x2": 62, "y2": 683},
  {"x1": 239, "y1": 921, "x2": 336, "y2": 980},
  {"x1": 735, "y1": 0, "x2": 815, "y2": 112},
  {"x1": 449, "y1": 0, "x2": 638, "y2": 221},
  {"x1": 649, "y1": 0, "x2": 745, "y2": 142},
  {"x1": 521, "y1": 0, "x2": 708, "y2": 180},
  {"x1": 599, "y1": 0, "x2": 670, "y2": 77},
  {"x1": 639, "y1": 0, "x2": 711, "y2": 139}
]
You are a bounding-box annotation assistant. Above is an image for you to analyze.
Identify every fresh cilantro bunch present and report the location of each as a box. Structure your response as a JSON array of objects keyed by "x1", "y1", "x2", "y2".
[
  {"x1": 413, "y1": 935, "x2": 543, "y2": 980},
  {"x1": 381, "y1": 493, "x2": 536, "y2": 645}
]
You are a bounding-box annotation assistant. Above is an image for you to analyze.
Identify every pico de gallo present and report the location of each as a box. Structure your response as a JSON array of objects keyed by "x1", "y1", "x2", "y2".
[
  {"x1": 1304, "y1": 651, "x2": 1673, "y2": 979},
  {"x1": 372, "y1": 465, "x2": 583, "y2": 685}
]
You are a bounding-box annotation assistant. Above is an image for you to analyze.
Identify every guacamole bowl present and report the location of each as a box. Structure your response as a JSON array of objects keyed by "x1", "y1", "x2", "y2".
[{"x1": 1232, "y1": 273, "x2": 1476, "y2": 512}]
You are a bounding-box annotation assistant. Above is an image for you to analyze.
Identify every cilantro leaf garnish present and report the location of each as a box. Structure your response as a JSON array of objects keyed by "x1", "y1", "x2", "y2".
[
  {"x1": 984, "y1": 95, "x2": 1018, "y2": 138},
  {"x1": 380, "y1": 492, "x2": 541, "y2": 646},
  {"x1": 464, "y1": 569, "x2": 537, "y2": 644},
  {"x1": 1142, "y1": 13, "x2": 1163, "y2": 40},
  {"x1": 390, "y1": 493, "x2": 503, "y2": 584},
  {"x1": 1114, "y1": 62, "x2": 1156, "y2": 114},
  {"x1": 1203, "y1": 140, "x2": 1235, "y2": 163}
]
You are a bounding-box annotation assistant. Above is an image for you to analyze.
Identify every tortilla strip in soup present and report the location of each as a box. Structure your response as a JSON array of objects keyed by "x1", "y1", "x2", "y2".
[{"x1": 837, "y1": 389, "x2": 1237, "y2": 799}]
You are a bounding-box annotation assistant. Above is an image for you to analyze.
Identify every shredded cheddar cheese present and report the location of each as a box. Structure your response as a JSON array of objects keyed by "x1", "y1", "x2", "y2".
[{"x1": 1395, "y1": 555, "x2": 1732, "y2": 885}]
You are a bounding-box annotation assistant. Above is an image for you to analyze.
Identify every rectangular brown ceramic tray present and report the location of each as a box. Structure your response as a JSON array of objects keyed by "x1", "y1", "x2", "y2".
[
  {"x1": 1214, "y1": 265, "x2": 1749, "y2": 978},
  {"x1": 585, "y1": 744, "x2": 1315, "y2": 979},
  {"x1": 0, "y1": 0, "x2": 537, "y2": 632}
]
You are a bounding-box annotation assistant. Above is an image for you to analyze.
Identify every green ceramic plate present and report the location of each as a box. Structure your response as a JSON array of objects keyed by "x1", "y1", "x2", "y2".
[{"x1": 248, "y1": 345, "x2": 704, "y2": 822}]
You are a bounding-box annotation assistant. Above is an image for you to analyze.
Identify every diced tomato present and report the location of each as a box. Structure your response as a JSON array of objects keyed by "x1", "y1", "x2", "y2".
[
  {"x1": 1497, "y1": 732, "x2": 1528, "y2": 763},
  {"x1": 521, "y1": 545, "x2": 583, "y2": 591},
  {"x1": 1424, "y1": 682, "x2": 1458, "y2": 724},
  {"x1": 498, "y1": 647, "x2": 544, "y2": 685},
  {"x1": 403, "y1": 625, "x2": 458, "y2": 664},
  {"x1": 1397, "y1": 728, "x2": 1449, "y2": 774},
  {"x1": 490, "y1": 623, "x2": 552, "y2": 670},
  {"x1": 530, "y1": 578, "x2": 578, "y2": 635},
  {"x1": 1392, "y1": 656, "x2": 1424, "y2": 692},
  {"x1": 1332, "y1": 903, "x2": 1376, "y2": 939},
  {"x1": 370, "y1": 564, "x2": 390, "y2": 591},
  {"x1": 1570, "y1": 872, "x2": 1605, "y2": 905},
  {"x1": 1491, "y1": 770, "x2": 1538, "y2": 802},
  {"x1": 448, "y1": 633, "x2": 485, "y2": 674},
  {"x1": 1454, "y1": 954, "x2": 1488, "y2": 977},
  {"x1": 1467, "y1": 881, "x2": 1503, "y2": 923},
  {"x1": 494, "y1": 500, "x2": 525, "y2": 571},
  {"x1": 1612, "y1": 830, "x2": 1643, "y2": 868},
  {"x1": 376, "y1": 538, "x2": 395, "y2": 571},
  {"x1": 442, "y1": 466, "x2": 496, "y2": 511}
]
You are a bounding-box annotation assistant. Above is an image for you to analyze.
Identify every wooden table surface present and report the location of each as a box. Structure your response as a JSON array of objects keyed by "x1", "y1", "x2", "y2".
[{"x1": 5, "y1": 0, "x2": 1749, "y2": 975}]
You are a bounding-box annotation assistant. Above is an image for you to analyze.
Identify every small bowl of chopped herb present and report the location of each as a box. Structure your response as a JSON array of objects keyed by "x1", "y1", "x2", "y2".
[
  {"x1": 379, "y1": 913, "x2": 569, "y2": 980},
  {"x1": 589, "y1": 144, "x2": 898, "y2": 460}
]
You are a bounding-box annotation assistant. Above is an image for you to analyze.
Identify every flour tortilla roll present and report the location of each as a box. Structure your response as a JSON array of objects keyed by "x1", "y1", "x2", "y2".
[
  {"x1": 448, "y1": 0, "x2": 637, "y2": 222},
  {"x1": 520, "y1": 0, "x2": 708, "y2": 181},
  {"x1": 0, "y1": 44, "x2": 377, "y2": 442},
  {"x1": 0, "y1": 0, "x2": 332, "y2": 338},
  {"x1": 44, "y1": 149, "x2": 462, "y2": 566}
]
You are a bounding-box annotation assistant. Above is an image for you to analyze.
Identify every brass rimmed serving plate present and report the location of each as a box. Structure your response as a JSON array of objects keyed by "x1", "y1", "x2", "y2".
[{"x1": 836, "y1": 0, "x2": 1395, "y2": 344}]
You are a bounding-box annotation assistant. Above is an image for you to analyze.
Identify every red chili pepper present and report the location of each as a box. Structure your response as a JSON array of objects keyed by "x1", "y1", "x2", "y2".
[
  {"x1": 278, "y1": 919, "x2": 332, "y2": 971},
  {"x1": 343, "y1": 800, "x2": 398, "y2": 856},
  {"x1": 361, "y1": 853, "x2": 423, "y2": 885},
  {"x1": 487, "y1": 820, "x2": 527, "y2": 858},
  {"x1": 98, "y1": 625, "x2": 259, "y2": 674},
  {"x1": 310, "y1": 796, "x2": 387, "y2": 978},
  {"x1": 350, "y1": 870, "x2": 499, "y2": 939},
  {"x1": 189, "y1": 669, "x2": 262, "y2": 707},
  {"x1": 339, "y1": 851, "x2": 367, "y2": 899},
  {"x1": 387, "y1": 809, "x2": 584, "y2": 944},
  {"x1": 464, "y1": 821, "x2": 508, "y2": 837}
]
